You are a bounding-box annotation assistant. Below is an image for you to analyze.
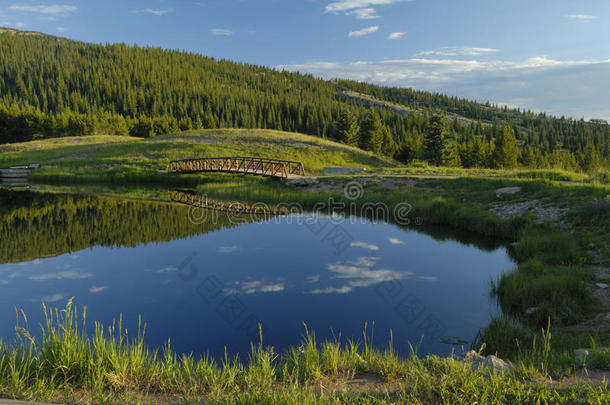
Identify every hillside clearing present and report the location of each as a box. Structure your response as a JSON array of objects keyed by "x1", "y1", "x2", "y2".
[{"x1": 0, "y1": 129, "x2": 398, "y2": 175}]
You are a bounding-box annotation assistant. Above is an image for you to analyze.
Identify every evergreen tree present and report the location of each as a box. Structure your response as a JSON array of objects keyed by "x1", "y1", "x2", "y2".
[
  {"x1": 359, "y1": 111, "x2": 383, "y2": 153},
  {"x1": 335, "y1": 109, "x2": 360, "y2": 146},
  {"x1": 424, "y1": 116, "x2": 446, "y2": 166},
  {"x1": 578, "y1": 143, "x2": 601, "y2": 172},
  {"x1": 519, "y1": 145, "x2": 541, "y2": 168},
  {"x1": 380, "y1": 125, "x2": 397, "y2": 157},
  {"x1": 441, "y1": 130, "x2": 461, "y2": 167},
  {"x1": 493, "y1": 125, "x2": 519, "y2": 168},
  {"x1": 397, "y1": 131, "x2": 424, "y2": 163}
]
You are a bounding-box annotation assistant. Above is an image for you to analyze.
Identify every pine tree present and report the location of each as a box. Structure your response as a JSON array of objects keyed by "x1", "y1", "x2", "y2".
[
  {"x1": 578, "y1": 143, "x2": 601, "y2": 172},
  {"x1": 359, "y1": 111, "x2": 383, "y2": 153},
  {"x1": 336, "y1": 109, "x2": 360, "y2": 146},
  {"x1": 424, "y1": 116, "x2": 446, "y2": 166},
  {"x1": 519, "y1": 145, "x2": 540, "y2": 168},
  {"x1": 380, "y1": 126, "x2": 397, "y2": 157},
  {"x1": 441, "y1": 130, "x2": 461, "y2": 167},
  {"x1": 493, "y1": 125, "x2": 519, "y2": 168}
]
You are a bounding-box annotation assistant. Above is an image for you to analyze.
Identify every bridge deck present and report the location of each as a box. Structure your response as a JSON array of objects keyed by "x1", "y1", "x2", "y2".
[
  {"x1": 167, "y1": 157, "x2": 305, "y2": 179},
  {"x1": 169, "y1": 190, "x2": 287, "y2": 215}
]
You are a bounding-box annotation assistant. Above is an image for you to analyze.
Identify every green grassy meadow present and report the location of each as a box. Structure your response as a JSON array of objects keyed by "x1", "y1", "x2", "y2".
[{"x1": 0, "y1": 129, "x2": 397, "y2": 175}]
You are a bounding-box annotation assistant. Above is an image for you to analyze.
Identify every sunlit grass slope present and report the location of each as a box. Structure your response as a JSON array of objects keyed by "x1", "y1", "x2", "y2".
[{"x1": 0, "y1": 129, "x2": 399, "y2": 175}]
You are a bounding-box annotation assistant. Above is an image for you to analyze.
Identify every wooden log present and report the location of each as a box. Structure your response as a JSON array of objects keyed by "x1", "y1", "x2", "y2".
[{"x1": 0, "y1": 169, "x2": 29, "y2": 178}]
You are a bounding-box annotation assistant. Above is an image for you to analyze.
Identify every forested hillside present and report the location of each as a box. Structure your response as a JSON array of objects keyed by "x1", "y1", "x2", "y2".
[{"x1": 0, "y1": 29, "x2": 608, "y2": 171}]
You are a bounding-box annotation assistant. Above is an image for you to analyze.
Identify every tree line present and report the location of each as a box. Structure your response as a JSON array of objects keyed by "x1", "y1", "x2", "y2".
[
  {"x1": 0, "y1": 190, "x2": 240, "y2": 264},
  {"x1": 0, "y1": 32, "x2": 607, "y2": 171}
]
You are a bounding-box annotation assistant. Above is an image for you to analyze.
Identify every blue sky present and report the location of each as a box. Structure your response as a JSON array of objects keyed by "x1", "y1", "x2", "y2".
[{"x1": 1, "y1": 0, "x2": 610, "y2": 119}]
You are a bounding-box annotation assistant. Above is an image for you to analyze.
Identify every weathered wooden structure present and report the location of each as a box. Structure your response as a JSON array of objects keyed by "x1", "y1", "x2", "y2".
[
  {"x1": 169, "y1": 190, "x2": 287, "y2": 215},
  {"x1": 167, "y1": 157, "x2": 305, "y2": 179},
  {"x1": 0, "y1": 167, "x2": 30, "y2": 187}
]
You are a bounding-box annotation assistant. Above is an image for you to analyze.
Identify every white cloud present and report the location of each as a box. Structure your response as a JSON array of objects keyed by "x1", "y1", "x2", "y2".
[
  {"x1": 307, "y1": 275, "x2": 320, "y2": 283},
  {"x1": 566, "y1": 14, "x2": 596, "y2": 22},
  {"x1": 348, "y1": 25, "x2": 379, "y2": 37},
  {"x1": 155, "y1": 265, "x2": 177, "y2": 273},
  {"x1": 307, "y1": 256, "x2": 411, "y2": 294},
  {"x1": 387, "y1": 31, "x2": 405, "y2": 40},
  {"x1": 218, "y1": 245, "x2": 240, "y2": 253},
  {"x1": 137, "y1": 8, "x2": 173, "y2": 16},
  {"x1": 15, "y1": 22, "x2": 24, "y2": 28},
  {"x1": 350, "y1": 241, "x2": 380, "y2": 250},
  {"x1": 418, "y1": 276, "x2": 438, "y2": 281},
  {"x1": 89, "y1": 286, "x2": 107, "y2": 293},
  {"x1": 326, "y1": 0, "x2": 408, "y2": 13},
  {"x1": 225, "y1": 280, "x2": 285, "y2": 295},
  {"x1": 278, "y1": 56, "x2": 609, "y2": 88},
  {"x1": 308, "y1": 286, "x2": 353, "y2": 294},
  {"x1": 347, "y1": 8, "x2": 380, "y2": 19},
  {"x1": 259, "y1": 283, "x2": 285, "y2": 293},
  {"x1": 388, "y1": 237, "x2": 404, "y2": 245},
  {"x1": 29, "y1": 271, "x2": 93, "y2": 281},
  {"x1": 0, "y1": 280, "x2": 8, "y2": 285},
  {"x1": 42, "y1": 294, "x2": 65, "y2": 303},
  {"x1": 327, "y1": 263, "x2": 407, "y2": 286},
  {"x1": 8, "y1": 5, "x2": 77, "y2": 16},
  {"x1": 416, "y1": 46, "x2": 500, "y2": 57},
  {"x1": 211, "y1": 28, "x2": 233, "y2": 36},
  {"x1": 277, "y1": 55, "x2": 610, "y2": 119}
]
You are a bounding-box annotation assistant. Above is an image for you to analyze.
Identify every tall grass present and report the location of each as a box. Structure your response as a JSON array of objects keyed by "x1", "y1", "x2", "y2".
[
  {"x1": 0, "y1": 300, "x2": 607, "y2": 403},
  {"x1": 2, "y1": 301, "x2": 608, "y2": 403}
]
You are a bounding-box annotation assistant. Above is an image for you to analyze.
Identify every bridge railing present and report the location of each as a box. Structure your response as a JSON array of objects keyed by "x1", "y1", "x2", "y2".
[
  {"x1": 169, "y1": 190, "x2": 286, "y2": 215},
  {"x1": 167, "y1": 157, "x2": 305, "y2": 179}
]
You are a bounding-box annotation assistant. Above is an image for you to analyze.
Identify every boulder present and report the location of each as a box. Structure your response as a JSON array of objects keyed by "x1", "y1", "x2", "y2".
[
  {"x1": 574, "y1": 348, "x2": 591, "y2": 364},
  {"x1": 463, "y1": 350, "x2": 485, "y2": 362},
  {"x1": 495, "y1": 186, "x2": 521, "y2": 198},
  {"x1": 574, "y1": 347, "x2": 610, "y2": 364},
  {"x1": 462, "y1": 351, "x2": 512, "y2": 375},
  {"x1": 483, "y1": 355, "x2": 512, "y2": 375}
]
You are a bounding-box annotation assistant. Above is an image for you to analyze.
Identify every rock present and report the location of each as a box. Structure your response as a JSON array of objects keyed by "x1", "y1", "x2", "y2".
[
  {"x1": 462, "y1": 351, "x2": 512, "y2": 375},
  {"x1": 574, "y1": 347, "x2": 610, "y2": 364},
  {"x1": 286, "y1": 177, "x2": 318, "y2": 187},
  {"x1": 596, "y1": 283, "x2": 608, "y2": 289},
  {"x1": 462, "y1": 350, "x2": 486, "y2": 371},
  {"x1": 463, "y1": 350, "x2": 485, "y2": 362},
  {"x1": 483, "y1": 355, "x2": 512, "y2": 375},
  {"x1": 495, "y1": 186, "x2": 521, "y2": 198},
  {"x1": 574, "y1": 348, "x2": 591, "y2": 364},
  {"x1": 525, "y1": 307, "x2": 539, "y2": 316}
]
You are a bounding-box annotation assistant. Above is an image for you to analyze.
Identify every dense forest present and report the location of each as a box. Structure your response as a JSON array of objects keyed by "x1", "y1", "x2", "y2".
[
  {"x1": 0, "y1": 190, "x2": 240, "y2": 264},
  {"x1": 0, "y1": 29, "x2": 608, "y2": 171}
]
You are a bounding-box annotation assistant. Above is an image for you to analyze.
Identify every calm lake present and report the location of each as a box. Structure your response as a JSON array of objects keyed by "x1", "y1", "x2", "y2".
[{"x1": 0, "y1": 189, "x2": 514, "y2": 358}]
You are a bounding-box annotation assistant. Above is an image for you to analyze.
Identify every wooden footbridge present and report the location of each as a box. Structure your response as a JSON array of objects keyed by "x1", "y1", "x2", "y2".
[
  {"x1": 167, "y1": 157, "x2": 305, "y2": 179},
  {"x1": 169, "y1": 190, "x2": 288, "y2": 215}
]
